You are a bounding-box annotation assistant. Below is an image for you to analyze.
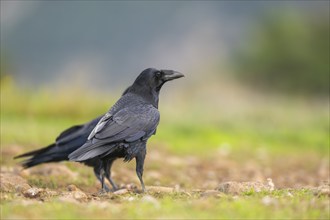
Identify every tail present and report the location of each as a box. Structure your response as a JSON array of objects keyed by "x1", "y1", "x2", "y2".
[
  {"x1": 14, "y1": 143, "x2": 66, "y2": 169},
  {"x1": 14, "y1": 143, "x2": 55, "y2": 159},
  {"x1": 14, "y1": 116, "x2": 103, "y2": 168}
]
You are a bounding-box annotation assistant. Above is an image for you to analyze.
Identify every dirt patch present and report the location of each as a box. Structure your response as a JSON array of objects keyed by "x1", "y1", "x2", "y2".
[
  {"x1": 1, "y1": 146, "x2": 329, "y2": 208},
  {"x1": 313, "y1": 182, "x2": 330, "y2": 197},
  {"x1": 0, "y1": 172, "x2": 31, "y2": 193},
  {"x1": 25, "y1": 164, "x2": 78, "y2": 180},
  {"x1": 58, "y1": 190, "x2": 89, "y2": 203},
  {"x1": 217, "y1": 179, "x2": 274, "y2": 194}
]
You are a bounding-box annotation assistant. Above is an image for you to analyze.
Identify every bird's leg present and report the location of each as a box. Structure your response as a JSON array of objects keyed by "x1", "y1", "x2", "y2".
[
  {"x1": 104, "y1": 158, "x2": 118, "y2": 191},
  {"x1": 93, "y1": 166, "x2": 111, "y2": 192},
  {"x1": 100, "y1": 168, "x2": 106, "y2": 192},
  {"x1": 95, "y1": 160, "x2": 110, "y2": 194},
  {"x1": 135, "y1": 147, "x2": 146, "y2": 192}
]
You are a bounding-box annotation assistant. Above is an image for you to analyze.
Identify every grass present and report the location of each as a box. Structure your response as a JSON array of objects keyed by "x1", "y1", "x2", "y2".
[
  {"x1": 1, "y1": 77, "x2": 328, "y2": 156},
  {"x1": 1, "y1": 78, "x2": 329, "y2": 219},
  {"x1": 1, "y1": 189, "x2": 329, "y2": 219}
]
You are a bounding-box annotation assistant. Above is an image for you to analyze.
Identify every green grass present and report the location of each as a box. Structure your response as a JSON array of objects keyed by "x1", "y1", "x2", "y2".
[
  {"x1": 1, "y1": 77, "x2": 328, "y2": 156},
  {"x1": 1, "y1": 189, "x2": 328, "y2": 219},
  {"x1": 2, "y1": 103, "x2": 328, "y2": 156}
]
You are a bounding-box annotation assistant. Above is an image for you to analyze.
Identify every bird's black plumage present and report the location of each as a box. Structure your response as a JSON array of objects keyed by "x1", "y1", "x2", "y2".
[{"x1": 69, "y1": 68, "x2": 184, "y2": 191}]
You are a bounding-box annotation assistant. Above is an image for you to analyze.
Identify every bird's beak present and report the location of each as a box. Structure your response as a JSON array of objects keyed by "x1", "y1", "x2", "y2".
[{"x1": 161, "y1": 70, "x2": 185, "y2": 82}]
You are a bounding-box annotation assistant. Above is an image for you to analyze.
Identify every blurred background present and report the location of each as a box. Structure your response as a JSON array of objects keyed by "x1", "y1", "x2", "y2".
[
  {"x1": 1, "y1": 0, "x2": 329, "y2": 186},
  {"x1": 1, "y1": 1, "x2": 329, "y2": 218},
  {"x1": 1, "y1": 1, "x2": 328, "y2": 94}
]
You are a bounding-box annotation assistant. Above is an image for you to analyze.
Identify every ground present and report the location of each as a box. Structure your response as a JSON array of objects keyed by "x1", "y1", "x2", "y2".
[
  {"x1": 0, "y1": 80, "x2": 329, "y2": 219},
  {"x1": 1, "y1": 146, "x2": 329, "y2": 219}
]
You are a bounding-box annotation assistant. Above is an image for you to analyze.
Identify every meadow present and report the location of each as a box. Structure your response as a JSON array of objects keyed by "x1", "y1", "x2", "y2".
[{"x1": 1, "y1": 77, "x2": 329, "y2": 219}]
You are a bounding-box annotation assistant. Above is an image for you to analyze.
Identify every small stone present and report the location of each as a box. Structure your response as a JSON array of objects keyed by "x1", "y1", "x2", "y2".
[
  {"x1": 72, "y1": 191, "x2": 88, "y2": 201},
  {"x1": 126, "y1": 184, "x2": 137, "y2": 191},
  {"x1": 314, "y1": 184, "x2": 330, "y2": 197},
  {"x1": 266, "y1": 178, "x2": 275, "y2": 191},
  {"x1": 23, "y1": 188, "x2": 41, "y2": 198},
  {"x1": 113, "y1": 189, "x2": 129, "y2": 195},
  {"x1": 67, "y1": 184, "x2": 79, "y2": 191},
  {"x1": 59, "y1": 190, "x2": 88, "y2": 202}
]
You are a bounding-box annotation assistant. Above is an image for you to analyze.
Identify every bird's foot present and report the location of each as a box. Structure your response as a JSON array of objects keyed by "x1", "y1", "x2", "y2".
[
  {"x1": 110, "y1": 183, "x2": 119, "y2": 191},
  {"x1": 98, "y1": 189, "x2": 110, "y2": 195},
  {"x1": 98, "y1": 185, "x2": 112, "y2": 195},
  {"x1": 134, "y1": 187, "x2": 147, "y2": 194}
]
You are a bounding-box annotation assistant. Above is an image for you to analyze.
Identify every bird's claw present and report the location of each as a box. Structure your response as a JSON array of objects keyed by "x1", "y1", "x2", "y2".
[
  {"x1": 135, "y1": 187, "x2": 146, "y2": 194},
  {"x1": 98, "y1": 189, "x2": 109, "y2": 195}
]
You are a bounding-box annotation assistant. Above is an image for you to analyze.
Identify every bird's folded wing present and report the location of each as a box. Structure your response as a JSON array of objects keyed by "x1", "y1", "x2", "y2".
[
  {"x1": 55, "y1": 125, "x2": 83, "y2": 144},
  {"x1": 56, "y1": 116, "x2": 102, "y2": 145},
  {"x1": 93, "y1": 104, "x2": 159, "y2": 142},
  {"x1": 88, "y1": 113, "x2": 112, "y2": 140},
  {"x1": 69, "y1": 104, "x2": 159, "y2": 161}
]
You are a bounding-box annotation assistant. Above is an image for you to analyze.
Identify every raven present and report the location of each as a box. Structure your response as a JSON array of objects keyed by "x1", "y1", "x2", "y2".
[{"x1": 69, "y1": 68, "x2": 184, "y2": 192}]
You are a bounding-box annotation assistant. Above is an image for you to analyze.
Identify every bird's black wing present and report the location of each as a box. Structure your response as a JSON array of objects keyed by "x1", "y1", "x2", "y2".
[
  {"x1": 55, "y1": 116, "x2": 102, "y2": 145},
  {"x1": 69, "y1": 104, "x2": 159, "y2": 161},
  {"x1": 56, "y1": 125, "x2": 83, "y2": 142}
]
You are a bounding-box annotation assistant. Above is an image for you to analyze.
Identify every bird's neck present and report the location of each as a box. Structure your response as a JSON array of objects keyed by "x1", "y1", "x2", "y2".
[
  {"x1": 142, "y1": 88, "x2": 159, "y2": 108},
  {"x1": 128, "y1": 87, "x2": 159, "y2": 109}
]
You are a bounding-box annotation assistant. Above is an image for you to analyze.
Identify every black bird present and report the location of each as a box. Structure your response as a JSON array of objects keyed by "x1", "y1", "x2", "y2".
[{"x1": 69, "y1": 68, "x2": 184, "y2": 192}]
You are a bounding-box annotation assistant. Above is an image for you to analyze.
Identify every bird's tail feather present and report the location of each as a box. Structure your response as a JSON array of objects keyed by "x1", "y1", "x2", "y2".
[
  {"x1": 14, "y1": 144, "x2": 56, "y2": 159},
  {"x1": 14, "y1": 143, "x2": 65, "y2": 169}
]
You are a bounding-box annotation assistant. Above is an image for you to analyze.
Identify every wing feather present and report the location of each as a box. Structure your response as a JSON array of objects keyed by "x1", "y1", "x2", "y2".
[{"x1": 69, "y1": 104, "x2": 159, "y2": 161}]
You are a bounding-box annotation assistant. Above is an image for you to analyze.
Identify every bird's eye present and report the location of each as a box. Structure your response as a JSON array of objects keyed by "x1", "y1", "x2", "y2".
[{"x1": 155, "y1": 71, "x2": 162, "y2": 78}]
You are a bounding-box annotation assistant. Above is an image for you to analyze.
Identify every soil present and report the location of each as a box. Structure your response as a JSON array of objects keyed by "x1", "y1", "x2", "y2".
[{"x1": 1, "y1": 146, "x2": 329, "y2": 204}]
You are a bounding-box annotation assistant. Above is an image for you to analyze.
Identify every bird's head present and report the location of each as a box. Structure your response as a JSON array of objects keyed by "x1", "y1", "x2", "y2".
[
  {"x1": 125, "y1": 68, "x2": 184, "y2": 107},
  {"x1": 133, "y1": 68, "x2": 184, "y2": 92}
]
